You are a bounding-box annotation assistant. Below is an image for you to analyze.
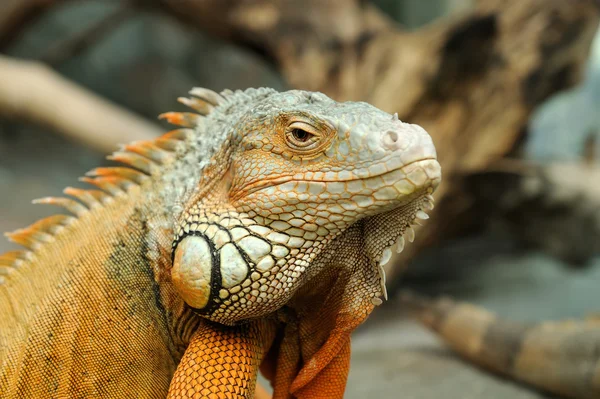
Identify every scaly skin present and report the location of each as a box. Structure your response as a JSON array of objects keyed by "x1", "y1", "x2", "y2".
[
  {"x1": 400, "y1": 292, "x2": 600, "y2": 399},
  {"x1": 0, "y1": 87, "x2": 441, "y2": 398}
]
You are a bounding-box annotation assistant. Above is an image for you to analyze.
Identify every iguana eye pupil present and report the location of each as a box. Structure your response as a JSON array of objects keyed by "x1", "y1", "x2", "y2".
[{"x1": 291, "y1": 128, "x2": 310, "y2": 142}]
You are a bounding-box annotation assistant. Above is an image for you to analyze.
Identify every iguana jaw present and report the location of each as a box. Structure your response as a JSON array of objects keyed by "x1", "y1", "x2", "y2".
[{"x1": 304, "y1": 157, "x2": 441, "y2": 305}]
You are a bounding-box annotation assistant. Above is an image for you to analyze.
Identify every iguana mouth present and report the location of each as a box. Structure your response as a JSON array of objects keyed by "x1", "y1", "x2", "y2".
[{"x1": 232, "y1": 157, "x2": 438, "y2": 199}]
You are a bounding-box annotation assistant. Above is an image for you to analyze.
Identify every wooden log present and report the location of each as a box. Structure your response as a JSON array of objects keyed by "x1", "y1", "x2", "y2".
[
  {"x1": 462, "y1": 160, "x2": 600, "y2": 265},
  {"x1": 158, "y1": 0, "x2": 600, "y2": 279},
  {"x1": 0, "y1": 55, "x2": 160, "y2": 153}
]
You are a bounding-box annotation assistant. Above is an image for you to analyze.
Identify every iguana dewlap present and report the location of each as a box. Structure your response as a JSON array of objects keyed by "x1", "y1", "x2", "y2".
[{"x1": 0, "y1": 87, "x2": 441, "y2": 398}]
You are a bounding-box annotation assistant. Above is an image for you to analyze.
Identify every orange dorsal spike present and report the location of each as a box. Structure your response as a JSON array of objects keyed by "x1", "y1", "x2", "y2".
[
  {"x1": 188, "y1": 87, "x2": 224, "y2": 106},
  {"x1": 177, "y1": 97, "x2": 215, "y2": 115},
  {"x1": 0, "y1": 91, "x2": 203, "y2": 280},
  {"x1": 87, "y1": 167, "x2": 149, "y2": 184},
  {"x1": 0, "y1": 251, "x2": 25, "y2": 267},
  {"x1": 5, "y1": 215, "x2": 75, "y2": 250},
  {"x1": 63, "y1": 187, "x2": 104, "y2": 208},
  {"x1": 26, "y1": 215, "x2": 75, "y2": 233},
  {"x1": 158, "y1": 112, "x2": 202, "y2": 128},
  {"x1": 107, "y1": 152, "x2": 155, "y2": 175},
  {"x1": 79, "y1": 176, "x2": 124, "y2": 196},
  {"x1": 32, "y1": 197, "x2": 88, "y2": 216},
  {"x1": 161, "y1": 129, "x2": 192, "y2": 141},
  {"x1": 6, "y1": 230, "x2": 50, "y2": 250},
  {"x1": 124, "y1": 140, "x2": 173, "y2": 164}
]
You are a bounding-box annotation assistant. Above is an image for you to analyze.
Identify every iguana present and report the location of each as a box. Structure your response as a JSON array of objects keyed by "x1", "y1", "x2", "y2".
[{"x1": 0, "y1": 87, "x2": 441, "y2": 398}]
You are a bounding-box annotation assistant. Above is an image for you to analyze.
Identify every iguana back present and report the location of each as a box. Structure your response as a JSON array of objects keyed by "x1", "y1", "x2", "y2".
[{"x1": 0, "y1": 134, "x2": 191, "y2": 397}]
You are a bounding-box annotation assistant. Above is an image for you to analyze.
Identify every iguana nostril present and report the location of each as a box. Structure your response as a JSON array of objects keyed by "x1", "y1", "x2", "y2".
[{"x1": 383, "y1": 130, "x2": 400, "y2": 150}]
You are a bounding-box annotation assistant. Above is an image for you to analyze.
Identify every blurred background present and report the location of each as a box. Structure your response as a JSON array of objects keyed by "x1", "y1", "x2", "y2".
[{"x1": 1, "y1": 1, "x2": 599, "y2": 398}]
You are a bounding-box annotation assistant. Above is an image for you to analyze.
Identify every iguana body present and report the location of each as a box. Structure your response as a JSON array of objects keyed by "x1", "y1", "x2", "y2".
[{"x1": 0, "y1": 87, "x2": 441, "y2": 398}]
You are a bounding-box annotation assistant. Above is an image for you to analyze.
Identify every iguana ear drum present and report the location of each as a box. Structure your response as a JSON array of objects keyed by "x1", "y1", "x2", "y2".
[{"x1": 171, "y1": 235, "x2": 214, "y2": 309}]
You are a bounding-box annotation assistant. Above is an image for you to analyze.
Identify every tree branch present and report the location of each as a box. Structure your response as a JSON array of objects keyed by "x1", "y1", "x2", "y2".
[
  {"x1": 462, "y1": 159, "x2": 600, "y2": 265},
  {"x1": 0, "y1": 55, "x2": 160, "y2": 153}
]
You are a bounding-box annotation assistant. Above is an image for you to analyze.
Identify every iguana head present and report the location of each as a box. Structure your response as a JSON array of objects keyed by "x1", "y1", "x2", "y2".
[{"x1": 168, "y1": 88, "x2": 441, "y2": 325}]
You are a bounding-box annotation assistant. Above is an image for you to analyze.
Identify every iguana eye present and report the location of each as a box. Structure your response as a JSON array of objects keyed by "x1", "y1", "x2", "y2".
[
  {"x1": 291, "y1": 128, "x2": 310, "y2": 142},
  {"x1": 285, "y1": 121, "x2": 319, "y2": 149}
]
